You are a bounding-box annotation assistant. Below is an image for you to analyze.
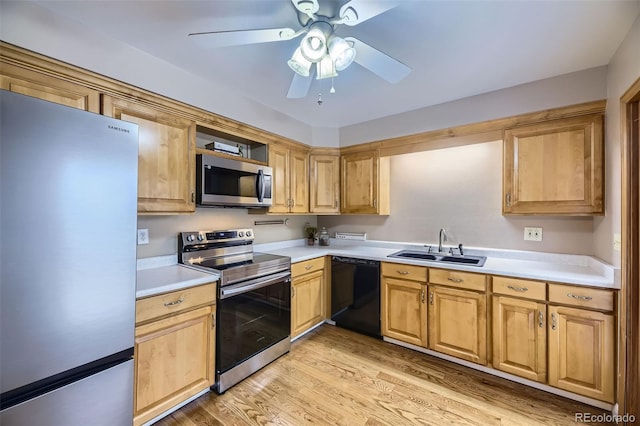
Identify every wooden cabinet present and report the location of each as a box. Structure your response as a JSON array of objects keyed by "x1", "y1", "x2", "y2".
[
  {"x1": 428, "y1": 270, "x2": 487, "y2": 365},
  {"x1": 134, "y1": 284, "x2": 216, "y2": 426},
  {"x1": 548, "y1": 286, "x2": 615, "y2": 403},
  {"x1": 310, "y1": 154, "x2": 340, "y2": 214},
  {"x1": 269, "y1": 144, "x2": 309, "y2": 213},
  {"x1": 503, "y1": 114, "x2": 604, "y2": 215},
  {"x1": 0, "y1": 63, "x2": 100, "y2": 112},
  {"x1": 340, "y1": 150, "x2": 390, "y2": 214},
  {"x1": 102, "y1": 95, "x2": 196, "y2": 214},
  {"x1": 291, "y1": 257, "x2": 325, "y2": 338},
  {"x1": 381, "y1": 262, "x2": 427, "y2": 347},
  {"x1": 492, "y1": 276, "x2": 547, "y2": 382}
]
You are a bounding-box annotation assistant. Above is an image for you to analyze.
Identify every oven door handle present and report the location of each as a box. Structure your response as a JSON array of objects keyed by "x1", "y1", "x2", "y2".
[
  {"x1": 219, "y1": 271, "x2": 291, "y2": 299},
  {"x1": 256, "y1": 169, "x2": 265, "y2": 203}
]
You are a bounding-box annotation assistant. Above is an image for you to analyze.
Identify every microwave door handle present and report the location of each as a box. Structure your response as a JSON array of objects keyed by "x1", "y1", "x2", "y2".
[{"x1": 256, "y1": 169, "x2": 265, "y2": 202}]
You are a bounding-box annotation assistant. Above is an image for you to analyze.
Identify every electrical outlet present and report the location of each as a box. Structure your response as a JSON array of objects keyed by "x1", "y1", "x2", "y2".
[
  {"x1": 137, "y1": 229, "x2": 149, "y2": 245},
  {"x1": 613, "y1": 233, "x2": 621, "y2": 251},
  {"x1": 524, "y1": 227, "x2": 543, "y2": 242}
]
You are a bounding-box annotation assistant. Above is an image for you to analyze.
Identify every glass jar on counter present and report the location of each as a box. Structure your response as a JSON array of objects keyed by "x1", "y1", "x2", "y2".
[{"x1": 318, "y1": 227, "x2": 330, "y2": 246}]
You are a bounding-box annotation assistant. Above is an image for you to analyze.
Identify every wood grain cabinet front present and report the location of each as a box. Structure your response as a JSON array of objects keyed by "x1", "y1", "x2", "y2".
[
  {"x1": 381, "y1": 263, "x2": 428, "y2": 347},
  {"x1": 134, "y1": 284, "x2": 216, "y2": 426},
  {"x1": 503, "y1": 114, "x2": 604, "y2": 215},
  {"x1": 340, "y1": 150, "x2": 390, "y2": 215},
  {"x1": 102, "y1": 95, "x2": 196, "y2": 214},
  {"x1": 309, "y1": 154, "x2": 340, "y2": 214},
  {"x1": 291, "y1": 257, "x2": 325, "y2": 338},
  {"x1": 269, "y1": 144, "x2": 309, "y2": 213}
]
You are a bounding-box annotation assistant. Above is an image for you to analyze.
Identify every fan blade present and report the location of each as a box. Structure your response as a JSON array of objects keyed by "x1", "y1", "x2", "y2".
[
  {"x1": 291, "y1": 0, "x2": 319, "y2": 16},
  {"x1": 189, "y1": 28, "x2": 299, "y2": 48},
  {"x1": 345, "y1": 37, "x2": 410, "y2": 83},
  {"x1": 286, "y1": 68, "x2": 316, "y2": 98},
  {"x1": 339, "y1": 0, "x2": 399, "y2": 26}
]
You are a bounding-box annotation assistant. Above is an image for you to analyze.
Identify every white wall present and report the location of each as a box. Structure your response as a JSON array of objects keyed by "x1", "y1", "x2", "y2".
[
  {"x1": 595, "y1": 14, "x2": 640, "y2": 267},
  {"x1": 340, "y1": 67, "x2": 608, "y2": 146},
  {"x1": 319, "y1": 142, "x2": 595, "y2": 254}
]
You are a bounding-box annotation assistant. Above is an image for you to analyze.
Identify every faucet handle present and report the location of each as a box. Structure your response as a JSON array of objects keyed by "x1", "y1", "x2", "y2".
[
  {"x1": 458, "y1": 243, "x2": 464, "y2": 256},
  {"x1": 424, "y1": 245, "x2": 433, "y2": 253}
]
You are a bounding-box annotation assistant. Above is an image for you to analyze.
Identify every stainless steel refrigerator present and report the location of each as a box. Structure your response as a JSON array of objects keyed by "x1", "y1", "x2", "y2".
[{"x1": 0, "y1": 90, "x2": 138, "y2": 425}]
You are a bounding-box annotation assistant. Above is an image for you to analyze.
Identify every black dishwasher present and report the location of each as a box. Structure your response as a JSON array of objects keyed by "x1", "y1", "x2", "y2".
[{"x1": 330, "y1": 256, "x2": 381, "y2": 338}]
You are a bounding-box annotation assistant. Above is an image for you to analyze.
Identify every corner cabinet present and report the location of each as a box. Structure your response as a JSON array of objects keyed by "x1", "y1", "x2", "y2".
[
  {"x1": 340, "y1": 150, "x2": 390, "y2": 215},
  {"x1": 503, "y1": 114, "x2": 604, "y2": 215},
  {"x1": 269, "y1": 144, "x2": 309, "y2": 213},
  {"x1": 102, "y1": 95, "x2": 196, "y2": 214},
  {"x1": 310, "y1": 154, "x2": 340, "y2": 214}
]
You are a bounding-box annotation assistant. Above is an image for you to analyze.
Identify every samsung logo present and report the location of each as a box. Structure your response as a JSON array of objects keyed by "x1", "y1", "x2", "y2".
[{"x1": 108, "y1": 125, "x2": 130, "y2": 133}]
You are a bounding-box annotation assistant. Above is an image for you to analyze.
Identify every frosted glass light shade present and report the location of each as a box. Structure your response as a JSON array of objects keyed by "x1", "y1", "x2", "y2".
[
  {"x1": 328, "y1": 36, "x2": 356, "y2": 71},
  {"x1": 300, "y1": 26, "x2": 326, "y2": 62},
  {"x1": 316, "y1": 55, "x2": 337, "y2": 80},
  {"x1": 288, "y1": 47, "x2": 312, "y2": 76}
]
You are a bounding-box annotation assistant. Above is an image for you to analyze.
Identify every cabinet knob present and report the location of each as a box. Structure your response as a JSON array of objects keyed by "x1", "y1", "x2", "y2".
[
  {"x1": 164, "y1": 297, "x2": 184, "y2": 307},
  {"x1": 429, "y1": 292, "x2": 434, "y2": 305},
  {"x1": 567, "y1": 292, "x2": 592, "y2": 302},
  {"x1": 396, "y1": 270, "x2": 409, "y2": 275},
  {"x1": 507, "y1": 285, "x2": 528, "y2": 292},
  {"x1": 447, "y1": 277, "x2": 464, "y2": 283},
  {"x1": 551, "y1": 313, "x2": 557, "y2": 330},
  {"x1": 538, "y1": 311, "x2": 544, "y2": 328}
]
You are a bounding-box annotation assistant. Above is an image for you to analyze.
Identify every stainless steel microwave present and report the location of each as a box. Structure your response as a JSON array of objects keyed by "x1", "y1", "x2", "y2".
[{"x1": 196, "y1": 154, "x2": 272, "y2": 208}]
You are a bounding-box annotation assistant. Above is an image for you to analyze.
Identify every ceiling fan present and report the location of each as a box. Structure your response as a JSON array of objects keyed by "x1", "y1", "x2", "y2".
[{"x1": 188, "y1": 0, "x2": 411, "y2": 99}]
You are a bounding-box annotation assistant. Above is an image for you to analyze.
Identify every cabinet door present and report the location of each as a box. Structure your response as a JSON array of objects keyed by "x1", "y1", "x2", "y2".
[
  {"x1": 1, "y1": 65, "x2": 100, "y2": 112},
  {"x1": 268, "y1": 144, "x2": 290, "y2": 213},
  {"x1": 548, "y1": 305, "x2": 614, "y2": 403},
  {"x1": 291, "y1": 270, "x2": 324, "y2": 338},
  {"x1": 381, "y1": 277, "x2": 427, "y2": 347},
  {"x1": 310, "y1": 154, "x2": 340, "y2": 213},
  {"x1": 102, "y1": 96, "x2": 195, "y2": 213},
  {"x1": 492, "y1": 296, "x2": 546, "y2": 382},
  {"x1": 289, "y1": 149, "x2": 309, "y2": 213},
  {"x1": 428, "y1": 286, "x2": 487, "y2": 365},
  {"x1": 341, "y1": 151, "x2": 382, "y2": 214},
  {"x1": 503, "y1": 114, "x2": 604, "y2": 215},
  {"x1": 134, "y1": 305, "x2": 214, "y2": 426}
]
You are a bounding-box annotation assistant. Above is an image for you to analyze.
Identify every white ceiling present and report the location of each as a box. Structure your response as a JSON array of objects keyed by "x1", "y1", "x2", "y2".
[{"x1": 33, "y1": 0, "x2": 640, "y2": 128}]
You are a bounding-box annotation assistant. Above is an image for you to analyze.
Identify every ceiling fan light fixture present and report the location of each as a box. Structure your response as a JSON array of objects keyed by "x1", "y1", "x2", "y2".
[
  {"x1": 300, "y1": 22, "x2": 330, "y2": 62},
  {"x1": 288, "y1": 47, "x2": 312, "y2": 77},
  {"x1": 328, "y1": 36, "x2": 356, "y2": 71},
  {"x1": 316, "y1": 55, "x2": 337, "y2": 80}
]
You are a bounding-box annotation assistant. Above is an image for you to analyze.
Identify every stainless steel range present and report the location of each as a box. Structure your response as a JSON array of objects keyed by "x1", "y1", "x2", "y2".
[{"x1": 178, "y1": 228, "x2": 291, "y2": 394}]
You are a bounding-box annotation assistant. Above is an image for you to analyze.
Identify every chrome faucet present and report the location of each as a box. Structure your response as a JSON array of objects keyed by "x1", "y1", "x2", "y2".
[{"x1": 438, "y1": 228, "x2": 447, "y2": 253}]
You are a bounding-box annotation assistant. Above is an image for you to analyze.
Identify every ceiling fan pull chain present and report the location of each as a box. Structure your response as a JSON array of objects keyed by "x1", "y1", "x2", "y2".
[
  {"x1": 330, "y1": 77, "x2": 336, "y2": 94},
  {"x1": 317, "y1": 92, "x2": 323, "y2": 106}
]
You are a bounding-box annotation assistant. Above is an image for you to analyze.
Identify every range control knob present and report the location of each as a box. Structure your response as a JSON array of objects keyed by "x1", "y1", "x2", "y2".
[
  {"x1": 246, "y1": 230, "x2": 252, "y2": 237},
  {"x1": 197, "y1": 234, "x2": 204, "y2": 241},
  {"x1": 186, "y1": 234, "x2": 195, "y2": 242},
  {"x1": 238, "y1": 231, "x2": 245, "y2": 237}
]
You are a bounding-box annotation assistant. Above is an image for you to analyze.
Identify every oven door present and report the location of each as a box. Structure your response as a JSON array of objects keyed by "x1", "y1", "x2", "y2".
[
  {"x1": 217, "y1": 271, "x2": 291, "y2": 375},
  {"x1": 197, "y1": 154, "x2": 272, "y2": 207}
]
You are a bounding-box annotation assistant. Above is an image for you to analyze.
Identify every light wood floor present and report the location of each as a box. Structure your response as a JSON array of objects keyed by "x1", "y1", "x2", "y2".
[{"x1": 156, "y1": 325, "x2": 612, "y2": 426}]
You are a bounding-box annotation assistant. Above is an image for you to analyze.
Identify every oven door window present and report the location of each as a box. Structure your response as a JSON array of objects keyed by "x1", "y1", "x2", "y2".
[
  {"x1": 217, "y1": 278, "x2": 290, "y2": 374},
  {"x1": 204, "y1": 166, "x2": 272, "y2": 199}
]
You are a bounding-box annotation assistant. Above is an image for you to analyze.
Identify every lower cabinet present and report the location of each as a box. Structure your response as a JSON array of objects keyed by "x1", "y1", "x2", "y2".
[
  {"x1": 291, "y1": 257, "x2": 325, "y2": 338},
  {"x1": 381, "y1": 262, "x2": 427, "y2": 347},
  {"x1": 492, "y1": 295, "x2": 547, "y2": 382},
  {"x1": 428, "y1": 285, "x2": 487, "y2": 365},
  {"x1": 134, "y1": 284, "x2": 216, "y2": 426}
]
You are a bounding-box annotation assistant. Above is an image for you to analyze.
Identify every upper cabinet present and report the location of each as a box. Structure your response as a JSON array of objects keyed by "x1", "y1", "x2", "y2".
[
  {"x1": 1, "y1": 63, "x2": 100, "y2": 113},
  {"x1": 310, "y1": 154, "x2": 340, "y2": 214},
  {"x1": 269, "y1": 144, "x2": 309, "y2": 213},
  {"x1": 340, "y1": 150, "x2": 390, "y2": 215},
  {"x1": 503, "y1": 114, "x2": 604, "y2": 215},
  {"x1": 102, "y1": 95, "x2": 196, "y2": 214}
]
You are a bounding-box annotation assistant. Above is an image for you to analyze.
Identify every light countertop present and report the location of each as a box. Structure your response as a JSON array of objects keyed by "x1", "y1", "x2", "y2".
[
  {"x1": 255, "y1": 239, "x2": 619, "y2": 289},
  {"x1": 136, "y1": 256, "x2": 219, "y2": 299}
]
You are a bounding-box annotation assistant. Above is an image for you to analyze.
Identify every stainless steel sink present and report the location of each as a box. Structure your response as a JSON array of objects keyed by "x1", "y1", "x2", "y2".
[{"x1": 387, "y1": 250, "x2": 486, "y2": 267}]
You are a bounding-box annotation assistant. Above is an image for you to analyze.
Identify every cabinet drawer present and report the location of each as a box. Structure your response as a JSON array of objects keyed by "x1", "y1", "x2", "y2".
[
  {"x1": 548, "y1": 284, "x2": 614, "y2": 311},
  {"x1": 493, "y1": 276, "x2": 546, "y2": 300},
  {"x1": 136, "y1": 283, "x2": 216, "y2": 324},
  {"x1": 429, "y1": 269, "x2": 486, "y2": 292},
  {"x1": 292, "y1": 257, "x2": 325, "y2": 277},
  {"x1": 381, "y1": 262, "x2": 427, "y2": 282}
]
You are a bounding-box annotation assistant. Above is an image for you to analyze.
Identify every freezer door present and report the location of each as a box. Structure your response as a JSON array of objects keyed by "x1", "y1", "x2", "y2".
[
  {"x1": 0, "y1": 91, "x2": 138, "y2": 392},
  {"x1": 0, "y1": 360, "x2": 134, "y2": 426}
]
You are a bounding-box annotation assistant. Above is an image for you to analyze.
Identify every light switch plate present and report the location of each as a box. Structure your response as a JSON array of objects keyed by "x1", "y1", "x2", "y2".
[
  {"x1": 524, "y1": 227, "x2": 543, "y2": 242},
  {"x1": 613, "y1": 233, "x2": 621, "y2": 251},
  {"x1": 137, "y1": 229, "x2": 149, "y2": 245}
]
